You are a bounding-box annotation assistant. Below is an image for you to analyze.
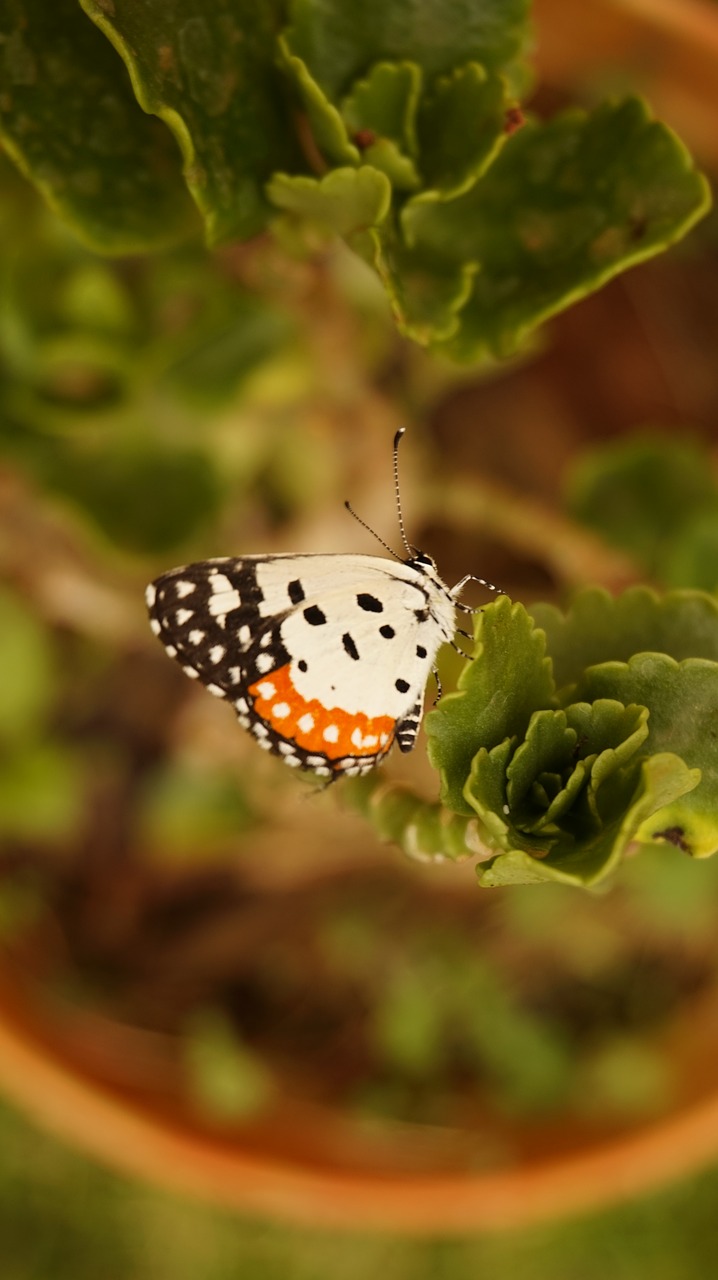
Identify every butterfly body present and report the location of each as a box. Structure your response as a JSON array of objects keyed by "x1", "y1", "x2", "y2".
[{"x1": 146, "y1": 551, "x2": 457, "y2": 778}]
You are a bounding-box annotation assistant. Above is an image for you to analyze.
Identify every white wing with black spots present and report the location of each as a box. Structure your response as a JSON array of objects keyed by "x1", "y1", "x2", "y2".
[{"x1": 146, "y1": 552, "x2": 457, "y2": 777}]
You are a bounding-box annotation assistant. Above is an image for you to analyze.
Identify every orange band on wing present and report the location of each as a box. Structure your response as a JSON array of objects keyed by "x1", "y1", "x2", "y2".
[{"x1": 249, "y1": 663, "x2": 395, "y2": 759}]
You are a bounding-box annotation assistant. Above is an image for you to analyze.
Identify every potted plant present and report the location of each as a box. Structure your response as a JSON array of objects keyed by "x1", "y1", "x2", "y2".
[{"x1": 0, "y1": 0, "x2": 717, "y2": 1234}]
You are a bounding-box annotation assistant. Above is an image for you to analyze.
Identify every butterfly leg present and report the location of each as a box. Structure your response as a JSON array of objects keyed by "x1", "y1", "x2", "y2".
[
  {"x1": 432, "y1": 668, "x2": 443, "y2": 704},
  {"x1": 449, "y1": 637, "x2": 473, "y2": 659},
  {"x1": 451, "y1": 573, "x2": 505, "y2": 600},
  {"x1": 450, "y1": 576, "x2": 501, "y2": 614}
]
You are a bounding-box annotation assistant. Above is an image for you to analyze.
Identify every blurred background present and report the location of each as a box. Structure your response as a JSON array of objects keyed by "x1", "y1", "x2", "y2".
[{"x1": 2, "y1": 0, "x2": 718, "y2": 1274}]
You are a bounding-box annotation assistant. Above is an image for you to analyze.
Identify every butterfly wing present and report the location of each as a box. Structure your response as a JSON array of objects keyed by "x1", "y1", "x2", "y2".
[{"x1": 147, "y1": 554, "x2": 453, "y2": 776}]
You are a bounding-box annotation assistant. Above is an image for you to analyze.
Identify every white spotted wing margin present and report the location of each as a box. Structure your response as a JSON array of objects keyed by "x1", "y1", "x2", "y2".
[{"x1": 146, "y1": 552, "x2": 458, "y2": 778}]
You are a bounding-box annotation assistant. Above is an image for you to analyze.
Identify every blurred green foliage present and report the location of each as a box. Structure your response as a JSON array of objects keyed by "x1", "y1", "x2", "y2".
[
  {"x1": 569, "y1": 436, "x2": 718, "y2": 592},
  {"x1": 183, "y1": 1008, "x2": 274, "y2": 1120},
  {"x1": 0, "y1": 0, "x2": 710, "y2": 358},
  {"x1": 0, "y1": 587, "x2": 83, "y2": 839},
  {"x1": 0, "y1": 154, "x2": 298, "y2": 554}
]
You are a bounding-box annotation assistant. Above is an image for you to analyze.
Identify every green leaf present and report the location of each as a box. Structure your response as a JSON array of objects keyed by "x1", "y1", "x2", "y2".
[
  {"x1": 357, "y1": 139, "x2": 420, "y2": 191},
  {"x1": 0, "y1": 589, "x2": 55, "y2": 740},
  {"x1": 506, "y1": 700, "x2": 650, "y2": 836},
  {"x1": 577, "y1": 654, "x2": 718, "y2": 858},
  {"x1": 405, "y1": 98, "x2": 711, "y2": 360},
  {"x1": 365, "y1": 225, "x2": 477, "y2": 343},
  {"x1": 664, "y1": 510, "x2": 718, "y2": 593},
  {"x1": 0, "y1": 741, "x2": 83, "y2": 839},
  {"x1": 425, "y1": 596, "x2": 555, "y2": 815},
  {"x1": 467, "y1": 700, "x2": 655, "y2": 870},
  {"x1": 529, "y1": 586, "x2": 718, "y2": 693},
  {"x1": 267, "y1": 165, "x2": 391, "y2": 238},
  {"x1": 457, "y1": 961, "x2": 572, "y2": 1112},
  {"x1": 576, "y1": 1037, "x2": 672, "y2": 1120},
  {"x1": 0, "y1": 0, "x2": 197, "y2": 252},
  {"x1": 567, "y1": 435, "x2": 718, "y2": 578},
  {"x1": 45, "y1": 440, "x2": 222, "y2": 553},
  {"x1": 338, "y1": 61, "x2": 424, "y2": 189},
  {"x1": 416, "y1": 61, "x2": 508, "y2": 198},
  {"x1": 284, "y1": 0, "x2": 531, "y2": 98},
  {"x1": 183, "y1": 1009, "x2": 272, "y2": 1121},
  {"x1": 342, "y1": 774, "x2": 483, "y2": 863},
  {"x1": 340, "y1": 61, "x2": 421, "y2": 159},
  {"x1": 81, "y1": 0, "x2": 303, "y2": 244},
  {"x1": 140, "y1": 763, "x2": 256, "y2": 856},
  {"x1": 478, "y1": 752, "x2": 698, "y2": 888},
  {"x1": 277, "y1": 34, "x2": 359, "y2": 167},
  {"x1": 158, "y1": 290, "x2": 295, "y2": 409},
  {"x1": 373, "y1": 962, "x2": 445, "y2": 1076}
]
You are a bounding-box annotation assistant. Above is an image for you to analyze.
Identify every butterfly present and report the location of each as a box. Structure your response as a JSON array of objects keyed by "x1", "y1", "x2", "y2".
[{"x1": 146, "y1": 430, "x2": 501, "y2": 779}]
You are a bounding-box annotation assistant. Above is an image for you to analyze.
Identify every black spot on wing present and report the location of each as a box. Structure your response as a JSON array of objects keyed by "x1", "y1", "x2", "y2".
[
  {"x1": 416, "y1": 644, "x2": 427, "y2": 658},
  {"x1": 342, "y1": 632, "x2": 360, "y2": 661},
  {"x1": 357, "y1": 593, "x2": 383, "y2": 613},
  {"x1": 288, "y1": 579, "x2": 305, "y2": 604},
  {"x1": 395, "y1": 678, "x2": 410, "y2": 694},
  {"x1": 379, "y1": 624, "x2": 395, "y2": 639},
  {"x1": 148, "y1": 559, "x2": 269, "y2": 701},
  {"x1": 303, "y1": 604, "x2": 327, "y2": 626}
]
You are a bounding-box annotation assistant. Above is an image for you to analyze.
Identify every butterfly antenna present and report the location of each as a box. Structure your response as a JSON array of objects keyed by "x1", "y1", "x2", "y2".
[
  {"x1": 393, "y1": 427, "x2": 415, "y2": 557},
  {"x1": 343, "y1": 501, "x2": 403, "y2": 562}
]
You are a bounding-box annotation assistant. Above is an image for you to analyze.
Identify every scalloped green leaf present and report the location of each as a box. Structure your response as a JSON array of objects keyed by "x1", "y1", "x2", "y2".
[
  {"x1": 81, "y1": 0, "x2": 302, "y2": 244},
  {"x1": 277, "y1": 34, "x2": 359, "y2": 167},
  {"x1": 267, "y1": 166, "x2": 391, "y2": 238},
  {"x1": 478, "y1": 752, "x2": 699, "y2": 888},
  {"x1": 576, "y1": 654, "x2": 718, "y2": 858},
  {"x1": 426, "y1": 595, "x2": 555, "y2": 816},
  {"x1": 506, "y1": 709, "x2": 589, "y2": 836},
  {"x1": 567, "y1": 436, "x2": 718, "y2": 578},
  {"x1": 406, "y1": 98, "x2": 711, "y2": 360},
  {"x1": 359, "y1": 139, "x2": 420, "y2": 191},
  {"x1": 0, "y1": 0, "x2": 197, "y2": 251},
  {"x1": 365, "y1": 224, "x2": 477, "y2": 343},
  {"x1": 340, "y1": 61, "x2": 421, "y2": 159},
  {"x1": 529, "y1": 587, "x2": 718, "y2": 694},
  {"x1": 416, "y1": 61, "x2": 508, "y2": 198},
  {"x1": 508, "y1": 701, "x2": 649, "y2": 837},
  {"x1": 284, "y1": 0, "x2": 531, "y2": 99},
  {"x1": 467, "y1": 700, "x2": 651, "y2": 861}
]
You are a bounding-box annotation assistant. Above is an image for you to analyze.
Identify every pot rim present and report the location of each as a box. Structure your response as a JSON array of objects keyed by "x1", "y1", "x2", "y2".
[{"x1": 0, "y1": 966, "x2": 717, "y2": 1233}]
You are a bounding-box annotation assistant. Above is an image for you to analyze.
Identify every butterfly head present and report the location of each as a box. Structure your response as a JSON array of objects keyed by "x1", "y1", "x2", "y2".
[{"x1": 406, "y1": 549, "x2": 438, "y2": 574}]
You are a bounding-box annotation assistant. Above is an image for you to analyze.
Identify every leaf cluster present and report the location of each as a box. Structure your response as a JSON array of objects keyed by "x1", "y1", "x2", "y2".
[
  {"x1": 426, "y1": 589, "x2": 718, "y2": 887},
  {"x1": 0, "y1": 1, "x2": 710, "y2": 359}
]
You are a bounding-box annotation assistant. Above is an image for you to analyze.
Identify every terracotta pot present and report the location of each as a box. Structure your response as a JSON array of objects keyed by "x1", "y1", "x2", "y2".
[{"x1": 2, "y1": 895, "x2": 718, "y2": 1234}]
